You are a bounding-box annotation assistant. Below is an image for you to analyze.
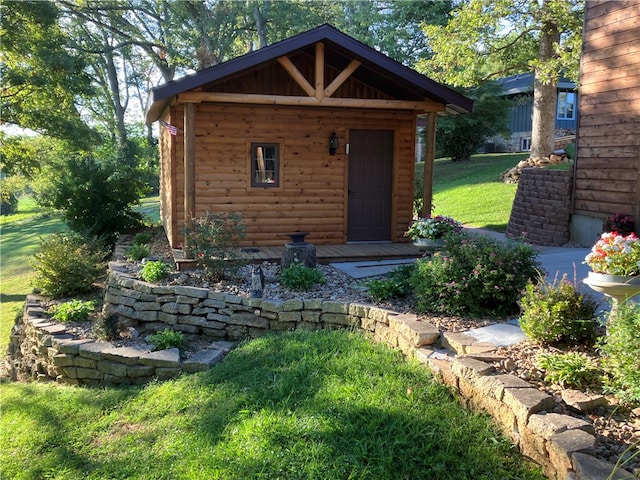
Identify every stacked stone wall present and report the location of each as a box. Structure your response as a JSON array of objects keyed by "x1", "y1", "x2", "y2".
[
  {"x1": 5, "y1": 261, "x2": 632, "y2": 479},
  {"x1": 507, "y1": 168, "x2": 573, "y2": 246}
]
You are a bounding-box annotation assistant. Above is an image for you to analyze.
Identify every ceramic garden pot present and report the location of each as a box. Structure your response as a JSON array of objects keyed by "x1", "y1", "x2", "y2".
[{"x1": 412, "y1": 238, "x2": 444, "y2": 253}]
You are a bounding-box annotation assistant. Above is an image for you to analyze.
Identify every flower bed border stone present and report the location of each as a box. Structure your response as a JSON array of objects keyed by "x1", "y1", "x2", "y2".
[{"x1": 5, "y1": 261, "x2": 633, "y2": 480}]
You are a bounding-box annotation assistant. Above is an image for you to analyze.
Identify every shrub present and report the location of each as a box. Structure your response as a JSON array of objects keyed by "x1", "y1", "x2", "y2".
[
  {"x1": 366, "y1": 264, "x2": 415, "y2": 302},
  {"x1": 280, "y1": 263, "x2": 326, "y2": 291},
  {"x1": 412, "y1": 232, "x2": 540, "y2": 317},
  {"x1": 139, "y1": 260, "x2": 170, "y2": 283},
  {"x1": 133, "y1": 232, "x2": 153, "y2": 245},
  {"x1": 536, "y1": 352, "x2": 602, "y2": 389},
  {"x1": 126, "y1": 243, "x2": 151, "y2": 261},
  {"x1": 31, "y1": 232, "x2": 108, "y2": 298},
  {"x1": 183, "y1": 211, "x2": 246, "y2": 281},
  {"x1": 148, "y1": 328, "x2": 186, "y2": 351},
  {"x1": 598, "y1": 301, "x2": 640, "y2": 404},
  {"x1": 48, "y1": 299, "x2": 95, "y2": 323},
  {"x1": 519, "y1": 275, "x2": 599, "y2": 345},
  {"x1": 35, "y1": 154, "x2": 146, "y2": 246},
  {"x1": 92, "y1": 314, "x2": 121, "y2": 341}
]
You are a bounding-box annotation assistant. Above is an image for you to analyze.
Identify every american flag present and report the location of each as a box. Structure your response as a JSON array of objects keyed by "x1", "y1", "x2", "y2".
[{"x1": 160, "y1": 120, "x2": 178, "y2": 136}]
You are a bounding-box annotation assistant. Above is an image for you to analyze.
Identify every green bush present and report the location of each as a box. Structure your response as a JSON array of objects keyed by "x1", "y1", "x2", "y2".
[
  {"x1": 133, "y1": 232, "x2": 153, "y2": 245},
  {"x1": 148, "y1": 328, "x2": 186, "y2": 351},
  {"x1": 31, "y1": 232, "x2": 108, "y2": 298},
  {"x1": 412, "y1": 232, "x2": 540, "y2": 317},
  {"x1": 35, "y1": 154, "x2": 146, "y2": 246},
  {"x1": 366, "y1": 264, "x2": 415, "y2": 302},
  {"x1": 536, "y1": 352, "x2": 602, "y2": 389},
  {"x1": 48, "y1": 299, "x2": 95, "y2": 323},
  {"x1": 519, "y1": 275, "x2": 598, "y2": 345},
  {"x1": 126, "y1": 243, "x2": 151, "y2": 261},
  {"x1": 599, "y1": 301, "x2": 640, "y2": 404},
  {"x1": 280, "y1": 263, "x2": 326, "y2": 291},
  {"x1": 139, "y1": 260, "x2": 170, "y2": 283},
  {"x1": 183, "y1": 211, "x2": 246, "y2": 281}
]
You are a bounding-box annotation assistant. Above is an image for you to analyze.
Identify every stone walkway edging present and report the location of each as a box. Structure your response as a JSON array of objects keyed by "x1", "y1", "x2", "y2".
[{"x1": 6, "y1": 262, "x2": 631, "y2": 479}]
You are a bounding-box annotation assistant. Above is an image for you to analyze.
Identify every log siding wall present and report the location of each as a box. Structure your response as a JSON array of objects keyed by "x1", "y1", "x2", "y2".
[
  {"x1": 165, "y1": 103, "x2": 416, "y2": 247},
  {"x1": 574, "y1": 0, "x2": 640, "y2": 222}
]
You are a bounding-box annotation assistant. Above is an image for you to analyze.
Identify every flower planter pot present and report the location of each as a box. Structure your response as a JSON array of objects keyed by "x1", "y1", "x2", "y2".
[
  {"x1": 412, "y1": 238, "x2": 444, "y2": 253},
  {"x1": 586, "y1": 272, "x2": 640, "y2": 285},
  {"x1": 583, "y1": 272, "x2": 640, "y2": 317}
]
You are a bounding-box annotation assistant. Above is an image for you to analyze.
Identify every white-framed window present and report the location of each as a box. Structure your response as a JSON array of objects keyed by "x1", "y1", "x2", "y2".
[
  {"x1": 521, "y1": 137, "x2": 531, "y2": 152},
  {"x1": 251, "y1": 143, "x2": 279, "y2": 187},
  {"x1": 557, "y1": 91, "x2": 576, "y2": 120}
]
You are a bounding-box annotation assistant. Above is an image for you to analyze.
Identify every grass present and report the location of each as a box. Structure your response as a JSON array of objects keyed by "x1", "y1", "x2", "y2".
[
  {"x1": 418, "y1": 152, "x2": 530, "y2": 232},
  {"x1": 0, "y1": 330, "x2": 545, "y2": 479},
  {"x1": 0, "y1": 199, "x2": 66, "y2": 355},
  {"x1": 0, "y1": 174, "x2": 546, "y2": 479}
]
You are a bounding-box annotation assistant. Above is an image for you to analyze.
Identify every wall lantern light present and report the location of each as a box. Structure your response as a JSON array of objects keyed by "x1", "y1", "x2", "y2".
[{"x1": 329, "y1": 131, "x2": 338, "y2": 155}]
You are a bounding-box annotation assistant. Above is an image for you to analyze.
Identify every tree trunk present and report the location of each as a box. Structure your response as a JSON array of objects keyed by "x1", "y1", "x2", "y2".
[{"x1": 530, "y1": 18, "x2": 560, "y2": 159}]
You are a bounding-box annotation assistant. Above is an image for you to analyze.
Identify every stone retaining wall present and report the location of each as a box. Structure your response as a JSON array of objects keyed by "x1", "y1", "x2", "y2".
[
  {"x1": 6, "y1": 262, "x2": 632, "y2": 479},
  {"x1": 507, "y1": 168, "x2": 573, "y2": 246}
]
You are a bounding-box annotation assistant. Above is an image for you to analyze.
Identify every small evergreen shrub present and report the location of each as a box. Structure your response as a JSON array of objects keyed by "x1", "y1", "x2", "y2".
[
  {"x1": 31, "y1": 232, "x2": 108, "y2": 298},
  {"x1": 412, "y1": 232, "x2": 540, "y2": 317},
  {"x1": 126, "y1": 243, "x2": 151, "y2": 261},
  {"x1": 183, "y1": 211, "x2": 246, "y2": 281},
  {"x1": 148, "y1": 328, "x2": 186, "y2": 351},
  {"x1": 280, "y1": 263, "x2": 326, "y2": 291},
  {"x1": 366, "y1": 264, "x2": 415, "y2": 302},
  {"x1": 599, "y1": 301, "x2": 640, "y2": 404},
  {"x1": 536, "y1": 352, "x2": 602, "y2": 389},
  {"x1": 139, "y1": 260, "x2": 170, "y2": 283},
  {"x1": 48, "y1": 299, "x2": 95, "y2": 323},
  {"x1": 519, "y1": 275, "x2": 598, "y2": 345}
]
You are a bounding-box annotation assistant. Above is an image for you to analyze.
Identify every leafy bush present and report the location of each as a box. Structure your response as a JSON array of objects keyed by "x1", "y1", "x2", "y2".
[
  {"x1": 536, "y1": 352, "x2": 602, "y2": 389},
  {"x1": 599, "y1": 301, "x2": 640, "y2": 404},
  {"x1": 412, "y1": 232, "x2": 540, "y2": 317},
  {"x1": 126, "y1": 243, "x2": 151, "y2": 261},
  {"x1": 48, "y1": 299, "x2": 95, "y2": 323},
  {"x1": 35, "y1": 154, "x2": 146, "y2": 246},
  {"x1": 139, "y1": 260, "x2": 170, "y2": 283},
  {"x1": 280, "y1": 263, "x2": 326, "y2": 291},
  {"x1": 31, "y1": 231, "x2": 108, "y2": 298},
  {"x1": 133, "y1": 232, "x2": 153, "y2": 245},
  {"x1": 519, "y1": 275, "x2": 598, "y2": 345},
  {"x1": 366, "y1": 264, "x2": 415, "y2": 302},
  {"x1": 183, "y1": 211, "x2": 246, "y2": 281},
  {"x1": 148, "y1": 328, "x2": 186, "y2": 351}
]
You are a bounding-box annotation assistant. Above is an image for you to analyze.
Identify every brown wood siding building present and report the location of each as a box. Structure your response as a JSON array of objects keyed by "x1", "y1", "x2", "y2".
[
  {"x1": 147, "y1": 25, "x2": 472, "y2": 248},
  {"x1": 572, "y1": 0, "x2": 640, "y2": 243}
]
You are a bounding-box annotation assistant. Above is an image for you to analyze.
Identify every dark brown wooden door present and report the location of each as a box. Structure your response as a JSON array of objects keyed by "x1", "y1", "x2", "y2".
[{"x1": 347, "y1": 129, "x2": 393, "y2": 241}]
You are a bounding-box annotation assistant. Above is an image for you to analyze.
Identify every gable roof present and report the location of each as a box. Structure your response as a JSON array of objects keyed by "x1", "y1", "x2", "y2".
[
  {"x1": 496, "y1": 73, "x2": 576, "y2": 96},
  {"x1": 146, "y1": 24, "x2": 472, "y2": 123}
]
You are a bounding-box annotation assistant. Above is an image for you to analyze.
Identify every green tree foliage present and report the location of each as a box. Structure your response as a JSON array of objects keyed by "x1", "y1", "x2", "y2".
[
  {"x1": 435, "y1": 82, "x2": 511, "y2": 161},
  {"x1": 36, "y1": 154, "x2": 147, "y2": 246},
  {"x1": 419, "y1": 0, "x2": 583, "y2": 158},
  {"x1": 0, "y1": 2, "x2": 99, "y2": 148}
]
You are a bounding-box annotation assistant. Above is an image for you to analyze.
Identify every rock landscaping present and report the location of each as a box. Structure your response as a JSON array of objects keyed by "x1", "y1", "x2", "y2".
[{"x1": 4, "y1": 229, "x2": 639, "y2": 479}]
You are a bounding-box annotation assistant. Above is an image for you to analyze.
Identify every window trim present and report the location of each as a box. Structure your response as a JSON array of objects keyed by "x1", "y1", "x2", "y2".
[
  {"x1": 557, "y1": 91, "x2": 576, "y2": 120},
  {"x1": 250, "y1": 142, "x2": 280, "y2": 188}
]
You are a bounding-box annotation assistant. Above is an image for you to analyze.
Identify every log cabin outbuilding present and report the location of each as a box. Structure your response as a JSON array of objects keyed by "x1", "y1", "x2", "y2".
[
  {"x1": 571, "y1": 0, "x2": 640, "y2": 244},
  {"x1": 146, "y1": 24, "x2": 472, "y2": 248}
]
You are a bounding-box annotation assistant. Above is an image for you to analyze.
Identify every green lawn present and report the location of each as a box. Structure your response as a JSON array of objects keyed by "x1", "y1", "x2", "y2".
[
  {"x1": 0, "y1": 169, "x2": 548, "y2": 479},
  {"x1": 1, "y1": 330, "x2": 545, "y2": 479},
  {"x1": 421, "y1": 152, "x2": 530, "y2": 232}
]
